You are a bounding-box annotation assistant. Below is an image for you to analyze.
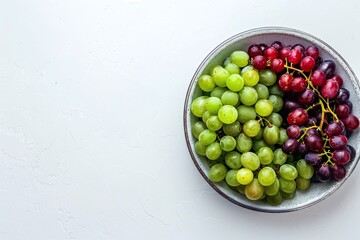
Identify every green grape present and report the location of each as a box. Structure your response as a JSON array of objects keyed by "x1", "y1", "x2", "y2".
[
  {"x1": 226, "y1": 74, "x2": 244, "y2": 92},
  {"x1": 208, "y1": 164, "x2": 227, "y2": 182},
  {"x1": 223, "y1": 121, "x2": 241, "y2": 137},
  {"x1": 267, "y1": 191, "x2": 282, "y2": 205},
  {"x1": 252, "y1": 139, "x2": 274, "y2": 152},
  {"x1": 206, "y1": 142, "x2": 222, "y2": 160},
  {"x1": 268, "y1": 84, "x2": 284, "y2": 96},
  {"x1": 198, "y1": 129, "x2": 217, "y2": 145},
  {"x1": 225, "y1": 63, "x2": 240, "y2": 75},
  {"x1": 286, "y1": 154, "x2": 295, "y2": 164},
  {"x1": 202, "y1": 111, "x2": 212, "y2": 123},
  {"x1": 191, "y1": 121, "x2": 207, "y2": 139},
  {"x1": 237, "y1": 184, "x2": 246, "y2": 194},
  {"x1": 243, "y1": 119, "x2": 261, "y2": 137},
  {"x1": 237, "y1": 105, "x2": 256, "y2": 123},
  {"x1": 230, "y1": 51, "x2": 249, "y2": 67},
  {"x1": 245, "y1": 178, "x2": 264, "y2": 200},
  {"x1": 242, "y1": 69, "x2": 259, "y2": 87},
  {"x1": 268, "y1": 94, "x2": 284, "y2": 112},
  {"x1": 296, "y1": 176, "x2": 311, "y2": 190},
  {"x1": 211, "y1": 66, "x2": 230, "y2": 87},
  {"x1": 210, "y1": 87, "x2": 226, "y2": 98},
  {"x1": 221, "y1": 90, "x2": 239, "y2": 106},
  {"x1": 266, "y1": 113, "x2": 283, "y2": 127},
  {"x1": 277, "y1": 128, "x2": 288, "y2": 145},
  {"x1": 241, "y1": 65, "x2": 254, "y2": 75},
  {"x1": 195, "y1": 141, "x2": 207, "y2": 156},
  {"x1": 236, "y1": 133, "x2": 252, "y2": 153},
  {"x1": 258, "y1": 167, "x2": 276, "y2": 186},
  {"x1": 210, "y1": 65, "x2": 221, "y2": 75},
  {"x1": 281, "y1": 190, "x2": 296, "y2": 199},
  {"x1": 279, "y1": 164, "x2": 298, "y2": 180},
  {"x1": 254, "y1": 83, "x2": 270, "y2": 99},
  {"x1": 255, "y1": 99, "x2": 273, "y2": 117},
  {"x1": 296, "y1": 159, "x2": 314, "y2": 180},
  {"x1": 240, "y1": 152, "x2": 260, "y2": 171},
  {"x1": 253, "y1": 127, "x2": 264, "y2": 140},
  {"x1": 236, "y1": 168, "x2": 254, "y2": 185},
  {"x1": 279, "y1": 178, "x2": 296, "y2": 193},
  {"x1": 218, "y1": 105, "x2": 238, "y2": 124},
  {"x1": 225, "y1": 151, "x2": 242, "y2": 169},
  {"x1": 198, "y1": 75, "x2": 215, "y2": 92},
  {"x1": 206, "y1": 115, "x2": 223, "y2": 131},
  {"x1": 220, "y1": 135, "x2": 236, "y2": 152},
  {"x1": 273, "y1": 148, "x2": 287, "y2": 165},
  {"x1": 205, "y1": 97, "x2": 223, "y2": 114},
  {"x1": 257, "y1": 146, "x2": 274, "y2": 165},
  {"x1": 259, "y1": 69, "x2": 277, "y2": 86},
  {"x1": 191, "y1": 96, "x2": 208, "y2": 117},
  {"x1": 239, "y1": 86, "x2": 258, "y2": 106},
  {"x1": 223, "y1": 57, "x2": 231, "y2": 66},
  {"x1": 264, "y1": 178, "x2": 280, "y2": 196},
  {"x1": 225, "y1": 169, "x2": 241, "y2": 187},
  {"x1": 263, "y1": 125, "x2": 280, "y2": 145}
]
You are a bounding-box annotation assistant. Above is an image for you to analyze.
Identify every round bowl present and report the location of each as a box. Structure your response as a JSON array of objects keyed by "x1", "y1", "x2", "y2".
[{"x1": 183, "y1": 27, "x2": 360, "y2": 212}]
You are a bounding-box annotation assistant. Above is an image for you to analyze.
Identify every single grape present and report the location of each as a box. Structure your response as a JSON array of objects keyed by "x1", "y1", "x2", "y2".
[
  {"x1": 270, "y1": 58, "x2": 285, "y2": 73},
  {"x1": 257, "y1": 147, "x2": 274, "y2": 165},
  {"x1": 304, "y1": 134, "x2": 324, "y2": 153},
  {"x1": 220, "y1": 135, "x2": 236, "y2": 152},
  {"x1": 291, "y1": 77, "x2": 307, "y2": 92},
  {"x1": 325, "y1": 121, "x2": 345, "y2": 137},
  {"x1": 218, "y1": 105, "x2": 238, "y2": 124},
  {"x1": 330, "y1": 74, "x2": 344, "y2": 87},
  {"x1": 245, "y1": 178, "x2": 264, "y2": 200},
  {"x1": 255, "y1": 99, "x2": 273, "y2": 117},
  {"x1": 208, "y1": 164, "x2": 227, "y2": 182},
  {"x1": 266, "y1": 113, "x2": 283, "y2": 127},
  {"x1": 225, "y1": 151, "x2": 242, "y2": 169},
  {"x1": 271, "y1": 41, "x2": 283, "y2": 50},
  {"x1": 195, "y1": 141, "x2": 207, "y2": 156},
  {"x1": 335, "y1": 104, "x2": 350, "y2": 119},
  {"x1": 248, "y1": 44, "x2": 262, "y2": 58},
  {"x1": 298, "y1": 89, "x2": 315, "y2": 106},
  {"x1": 236, "y1": 168, "x2": 254, "y2": 185},
  {"x1": 268, "y1": 95, "x2": 284, "y2": 113},
  {"x1": 300, "y1": 56, "x2": 315, "y2": 72},
  {"x1": 236, "y1": 133, "x2": 252, "y2": 153},
  {"x1": 252, "y1": 55, "x2": 267, "y2": 70},
  {"x1": 278, "y1": 74, "x2": 293, "y2": 92},
  {"x1": 331, "y1": 164, "x2": 346, "y2": 181},
  {"x1": 242, "y1": 69, "x2": 260, "y2": 86},
  {"x1": 239, "y1": 86, "x2": 258, "y2": 106},
  {"x1": 279, "y1": 178, "x2": 296, "y2": 193},
  {"x1": 317, "y1": 60, "x2": 335, "y2": 78},
  {"x1": 286, "y1": 125, "x2": 301, "y2": 139},
  {"x1": 264, "y1": 46, "x2": 278, "y2": 60},
  {"x1": 223, "y1": 121, "x2": 241, "y2": 137},
  {"x1": 292, "y1": 44, "x2": 305, "y2": 57},
  {"x1": 266, "y1": 192, "x2": 282, "y2": 205},
  {"x1": 281, "y1": 190, "x2": 296, "y2": 199},
  {"x1": 226, "y1": 74, "x2": 244, "y2": 92},
  {"x1": 225, "y1": 169, "x2": 241, "y2": 187},
  {"x1": 342, "y1": 114, "x2": 360, "y2": 131},
  {"x1": 221, "y1": 90, "x2": 239, "y2": 106},
  {"x1": 206, "y1": 115, "x2": 222, "y2": 131},
  {"x1": 279, "y1": 46, "x2": 290, "y2": 60},
  {"x1": 205, "y1": 97, "x2": 223, "y2": 114},
  {"x1": 296, "y1": 159, "x2": 314, "y2": 179},
  {"x1": 191, "y1": 121, "x2": 207, "y2": 139},
  {"x1": 258, "y1": 167, "x2": 276, "y2": 186},
  {"x1": 304, "y1": 152, "x2": 322, "y2": 165},
  {"x1": 336, "y1": 88, "x2": 350, "y2": 104},
  {"x1": 345, "y1": 145, "x2": 356, "y2": 161},
  {"x1": 237, "y1": 105, "x2": 257, "y2": 123},
  {"x1": 277, "y1": 128, "x2": 288, "y2": 145},
  {"x1": 321, "y1": 79, "x2": 339, "y2": 99},
  {"x1": 264, "y1": 178, "x2": 280, "y2": 196},
  {"x1": 254, "y1": 83, "x2": 270, "y2": 99},
  {"x1": 297, "y1": 142, "x2": 307, "y2": 155},
  {"x1": 263, "y1": 125, "x2": 280, "y2": 145},
  {"x1": 241, "y1": 65, "x2": 254, "y2": 75},
  {"x1": 268, "y1": 84, "x2": 284, "y2": 96},
  {"x1": 273, "y1": 148, "x2": 288, "y2": 165},
  {"x1": 316, "y1": 164, "x2": 332, "y2": 182},
  {"x1": 198, "y1": 129, "x2": 217, "y2": 145},
  {"x1": 191, "y1": 96, "x2": 208, "y2": 117},
  {"x1": 253, "y1": 127, "x2": 264, "y2": 140},
  {"x1": 287, "y1": 49, "x2": 302, "y2": 64},
  {"x1": 259, "y1": 69, "x2": 277, "y2": 86},
  {"x1": 240, "y1": 152, "x2": 260, "y2": 171},
  {"x1": 279, "y1": 164, "x2": 298, "y2": 180},
  {"x1": 206, "y1": 142, "x2": 222, "y2": 160},
  {"x1": 332, "y1": 149, "x2": 350, "y2": 165},
  {"x1": 305, "y1": 46, "x2": 319, "y2": 60},
  {"x1": 282, "y1": 139, "x2": 299, "y2": 154},
  {"x1": 224, "y1": 63, "x2": 240, "y2": 75},
  {"x1": 310, "y1": 70, "x2": 326, "y2": 86},
  {"x1": 198, "y1": 75, "x2": 215, "y2": 92},
  {"x1": 210, "y1": 87, "x2": 226, "y2": 98},
  {"x1": 230, "y1": 51, "x2": 249, "y2": 67},
  {"x1": 243, "y1": 119, "x2": 261, "y2": 137},
  {"x1": 252, "y1": 139, "x2": 274, "y2": 152},
  {"x1": 287, "y1": 108, "x2": 308, "y2": 126},
  {"x1": 283, "y1": 100, "x2": 302, "y2": 112},
  {"x1": 296, "y1": 176, "x2": 311, "y2": 190},
  {"x1": 201, "y1": 111, "x2": 212, "y2": 123},
  {"x1": 329, "y1": 135, "x2": 348, "y2": 150}
]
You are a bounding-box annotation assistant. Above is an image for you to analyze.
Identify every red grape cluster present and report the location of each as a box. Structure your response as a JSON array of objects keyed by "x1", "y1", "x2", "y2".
[{"x1": 248, "y1": 41, "x2": 359, "y2": 183}]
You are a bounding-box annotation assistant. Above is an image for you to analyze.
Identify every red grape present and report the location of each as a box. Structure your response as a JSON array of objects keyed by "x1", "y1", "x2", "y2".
[
  {"x1": 329, "y1": 135, "x2": 348, "y2": 150},
  {"x1": 331, "y1": 164, "x2": 346, "y2": 181},
  {"x1": 248, "y1": 44, "x2": 262, "y2": 58},
  {"x1": 278, "y1": 74, "x2": 293, "y2": 92},
  {"x1": 279, "y1": 47, "x2": 290, "y2": 60},
  {"x1": 291, "y1": 77, "x2": 307, "y2": 92},
  {"x1": 287, "y1": 108, "x2": 308, "y2": 126},
  {"x1": 286, "y1": 125, "x2": 301, "y2": 139},
  {"x1": 317, "y1": 164, "x2": 332, "y2": 182},
  {"x1": 335, "y1": 104, "x2": 350, "y2": 118},
  {"x1": 341, "y1": 114, "x2": 360, "y2": 131},
  {"x1": 252, "y1": 55, "x2": 267, "y2": 70},
  {"x1": 298, "y1": 89, "x2": 315, "y2": 105},
  {"x1": 305, "y1": 46, "x2": 319, "y2": 60},
  {"x1": 270, "y1": 58, "x2": 285, "y2": 73},
  {"x1": 304, "y1": 134, "x2": 324, "y2": 153},
  {"x1": 264, "y1": 46, "x2": 278, "y2": 60},
  {"x1": 329, "y1": 74, "x2": 343, "y2": 87},
  {"x1": 310, "y1": 70, "x2": 326, "y2": 86},
  {"x1": 300, "y1": 56, "x2": 315, "y2": 72},
  {"x1": 332, "y1": 149, "x2": 350, "y2": 165},
  {"x1": 325, "y1": 121, "x2": 345, "y2": 137},
  {"x1": 288, "y1": 49, "x2": 302, "y2": 64},
  {"x1": 321, "y1": 79, "x2": 339, "y2": 99},
  {"x1": 282, "y1": 139, "x2": 299, "y2": 154}
]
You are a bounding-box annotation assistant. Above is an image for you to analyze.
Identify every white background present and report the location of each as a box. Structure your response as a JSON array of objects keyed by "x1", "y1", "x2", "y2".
[{"x1": 1, "y1": 0, "x2": 360, "y2": 239}]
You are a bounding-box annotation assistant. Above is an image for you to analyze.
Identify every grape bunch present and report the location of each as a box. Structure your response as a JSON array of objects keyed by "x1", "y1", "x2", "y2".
[{"x1": 190, "y1": 41, "x2": 359, "y2": 205}]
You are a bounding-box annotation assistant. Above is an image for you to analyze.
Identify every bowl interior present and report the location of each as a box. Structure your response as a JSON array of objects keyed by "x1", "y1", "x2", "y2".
[{"x1": 184, "y1": 27, "x2": 360, "y2": 212}]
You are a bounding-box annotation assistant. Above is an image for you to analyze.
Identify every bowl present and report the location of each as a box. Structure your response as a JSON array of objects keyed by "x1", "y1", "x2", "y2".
[{"x1": 183, "y1": 27, "x2": 360, "y2": 212}]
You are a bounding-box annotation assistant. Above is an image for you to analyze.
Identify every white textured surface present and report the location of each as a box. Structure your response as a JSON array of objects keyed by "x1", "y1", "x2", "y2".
[{"x1": 1, "y1": 0, "x2": 360, "y2": 239}]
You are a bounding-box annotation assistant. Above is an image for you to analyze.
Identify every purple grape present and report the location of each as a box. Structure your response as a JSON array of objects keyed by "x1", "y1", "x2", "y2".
[
  {"x1": 329, "y1": 135, "x2": 348, "y2": 150},
  {"x1": 345, "y1": 145, "x2": 356, "y2": 161},
  {"x1": 297, "y1": 142, "x2": 308, "y2": 155},
  {"x1": 298, "y1": 89, "x2": 315, "y2": 106},
  {"x1": 286, "y1": 125, "x2": 301, "y2": 139},
  {"x1": 307, "y1": 128, "x2": 320, "y2": 137},
  {"x1": 314, "y1": 57, "x2": 323, "y2": 69},
  {"x1": 336, "y1": 88, "x2": 350, "y2": 104},
  {"x1": 282, "y1": 139, "x2": 299, "y2": 154},
  {"x1": 317, "y1": 164, "x2": 332, "y2": 182},
  {"x1": 284, "y1": 100, "x2": 302, "y2": 112},
  {"x1": 331, "y1": 164, "x2": 346, "y2": 181},
  {"x1": 305, "y1": 152, "x2": 322, "y2": 165},
  {"x1": 317, "y1": 60, "x2": 336, "y2": 78},
  {"x1": 305, "y1": 134, "x2": 324, "y2": 153},
  {"x1": 325, "y1": 121, "x2": 345, "y2": 137},
  {"x1": 259, "y1": 43, "x2": 268, "y2": 52},
  {"x1": 271, "y1": 41, "x2": 283, "y2": 50},
  {"x1": 345, "y1": 100, "x2": 353, "y2": 113}
]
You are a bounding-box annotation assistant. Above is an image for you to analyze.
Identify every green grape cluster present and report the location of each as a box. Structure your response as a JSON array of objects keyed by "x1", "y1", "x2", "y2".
[{"x1": 190, "y1": 50, "x2": 315, "y2": 205}]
